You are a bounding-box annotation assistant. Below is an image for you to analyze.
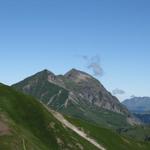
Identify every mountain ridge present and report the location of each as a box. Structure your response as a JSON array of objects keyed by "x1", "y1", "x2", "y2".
[{"x1": 12, "y1": 69, "x2": 139, "y2": 127}]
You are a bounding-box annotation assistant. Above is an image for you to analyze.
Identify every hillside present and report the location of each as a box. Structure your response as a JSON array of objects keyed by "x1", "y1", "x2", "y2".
[
  {"x1": 1, "y1": 83, "x2": 150, "y2": 150},
  {"x1": 66, "y1": 116, "x2": 150, "y2": 150},
  {"x1": 12, "y1": 69, "x2": 138, "y2": 128},
  {"x1": 0, "y1": 83, "x2": 102, "y2": 150}
]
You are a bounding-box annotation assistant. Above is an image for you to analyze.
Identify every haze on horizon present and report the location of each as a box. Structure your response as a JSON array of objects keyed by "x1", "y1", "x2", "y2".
[{"x1": 0, "y1": 0, "x2": 150, "y2": 101}]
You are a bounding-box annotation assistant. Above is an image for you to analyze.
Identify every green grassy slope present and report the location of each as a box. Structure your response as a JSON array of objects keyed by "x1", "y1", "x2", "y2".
[
  {"x1": 66, "y1": 116, "x2": 150, "y2": 150},
  {"x1": 121, "y1": 126, "x2": 150, "y2": 141},
  {"x1": 0, "y1": 83, "x2": 100, "y2": 150},
  {"x1": 1, "y1": 83, "x2": 150, "y2": 150}
]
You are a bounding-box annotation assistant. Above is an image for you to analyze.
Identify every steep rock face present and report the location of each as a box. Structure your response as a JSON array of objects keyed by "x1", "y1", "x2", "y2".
[
  {"x1": 61, "y1": 69, "x2": 128, "y2": 115},
  {"x1": 12, "y1": 69, "x2": 138, "y2": 127}
]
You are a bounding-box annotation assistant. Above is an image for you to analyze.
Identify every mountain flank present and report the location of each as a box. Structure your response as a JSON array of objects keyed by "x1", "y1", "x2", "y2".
[
  {"x1": 0, "y1": 83, "x2": 149, "y2": 150},
  {"x1": 12, "y1": 69, "x2": 139, "y2": 128},
  {"x1": 0, "y1": 83, "x2": 103, "y2": 150}
]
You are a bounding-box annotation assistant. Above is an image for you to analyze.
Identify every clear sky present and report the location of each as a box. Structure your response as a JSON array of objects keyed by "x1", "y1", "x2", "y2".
[{"x1": 0, "y1": 0, "x2": 150, "y2": 101}]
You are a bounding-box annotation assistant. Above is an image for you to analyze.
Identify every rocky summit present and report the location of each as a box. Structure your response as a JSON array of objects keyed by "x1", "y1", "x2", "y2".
[{"x1": 12, "y1": 69, "x2": 139, "y2": 128}]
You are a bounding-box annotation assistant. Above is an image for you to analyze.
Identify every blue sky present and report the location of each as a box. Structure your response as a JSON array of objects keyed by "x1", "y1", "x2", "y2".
[{"x1": 0, "y1": 0, "x2": 150, "y2": 101}]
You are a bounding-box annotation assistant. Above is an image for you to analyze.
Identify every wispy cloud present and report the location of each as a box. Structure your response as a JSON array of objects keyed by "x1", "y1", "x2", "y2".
[
  {"x1": 82, "y1": 55, "x2": 104, "y2": 77},
  {"x1": 112, "y1": 88, "x2": 125, "y2": 95}
]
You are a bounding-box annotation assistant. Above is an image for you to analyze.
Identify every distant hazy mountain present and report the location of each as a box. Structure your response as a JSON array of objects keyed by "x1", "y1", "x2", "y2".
[
  {"x1": 12, "y1": 69, "x2": 139, "y2": 128},
  {"x1": 122, "y1": 97, "x2": 150, "y2": 114},
  {"x1": 122, "y1": 97, "x2": 150, "y2": 124}
]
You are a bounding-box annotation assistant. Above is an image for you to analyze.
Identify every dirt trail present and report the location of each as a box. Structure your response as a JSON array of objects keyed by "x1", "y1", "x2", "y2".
[{"x1": 43, "y1": 104, "x2": 106, "y2": 150}]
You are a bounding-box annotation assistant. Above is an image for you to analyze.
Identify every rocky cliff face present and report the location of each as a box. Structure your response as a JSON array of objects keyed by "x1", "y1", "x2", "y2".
[
  {"x1": 12, "y1": 69, "x2": 139, "y2": 127},
  {"x1": 59, "y1": 69, "x2": 128, "y2": 115}
]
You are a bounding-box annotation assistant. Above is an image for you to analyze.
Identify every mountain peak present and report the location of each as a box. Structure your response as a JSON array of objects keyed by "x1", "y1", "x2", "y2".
[
  {"x1": 65, "y1": 68, "x2": 92, "y2": 82},
  {"x1": 17, "y1": 69, "x2": 56, "y2": 84},
  {"x1": 65, "y1": 68, "x2": 86, "y2": 74},
  {"x1": 12, "y1": 68, "x2": 136, "y2": 126},
  {"x1": 36, "y1": 69, "x2": 57, "y2": 82},
  {"x1": 39, "y1": 69, "x2": 55, "y2": 76}
]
